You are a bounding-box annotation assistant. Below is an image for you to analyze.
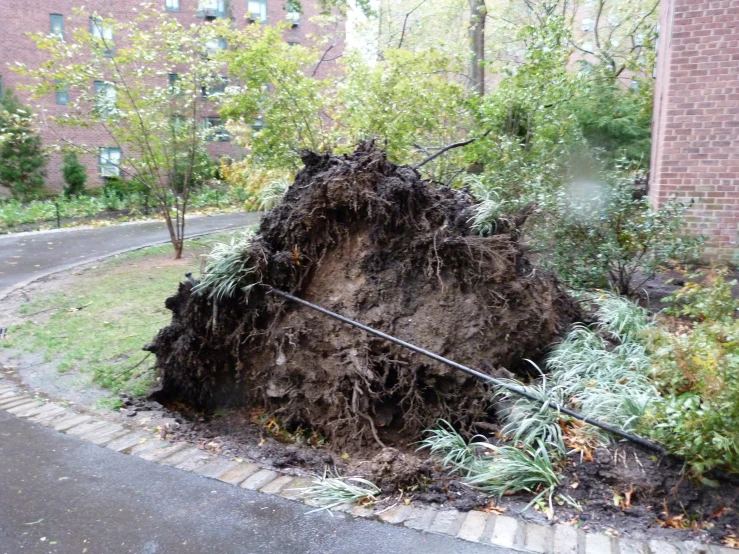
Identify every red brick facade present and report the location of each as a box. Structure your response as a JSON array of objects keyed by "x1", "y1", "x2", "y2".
[
  {"x1": 649, "y1": 0, "x2": 739, "y2": 263},
  {"x1": 0, "y1": 0, "x2": 343, "y2": 192}
]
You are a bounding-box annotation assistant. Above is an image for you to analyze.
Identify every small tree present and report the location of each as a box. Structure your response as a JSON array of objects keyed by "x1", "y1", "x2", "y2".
[
  {"x1": 61, "y1": 151, "x2": 88, "y2": 196},
  {"x1": 19, "y1": 7, "x2": 226, "y2": 258},
  {"x1": 0, "y1": 89, "x2": 47, "y2": 200}
]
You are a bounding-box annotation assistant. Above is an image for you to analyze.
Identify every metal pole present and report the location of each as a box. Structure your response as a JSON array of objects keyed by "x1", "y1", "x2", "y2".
[
  {"x1": 268, "y1": 288, "x2": 666, "y2": 454},
  {"x1": 55, "y1": 202, "x2": 61, "y2": 229}
]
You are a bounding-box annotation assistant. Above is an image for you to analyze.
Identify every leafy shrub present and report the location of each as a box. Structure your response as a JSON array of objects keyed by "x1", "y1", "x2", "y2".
[
  {"x1": 62, "y1": 151, "x2": 88, "y2": 197},
  {"x1": 662, "y1": 270, "x2": 738, "y2": 322},
  {"x1": 644, "y1": 277, "x2": 739, "y2": 475},
  {"x1": 0, "y1": 89, "x2": 47, "y2": 200},
  {"x1": 543, "y1": 174, "x2": 703, "y2": 295}
]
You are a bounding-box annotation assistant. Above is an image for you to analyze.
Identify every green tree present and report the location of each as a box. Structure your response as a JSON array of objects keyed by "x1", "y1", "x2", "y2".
[
  {"x1": 0, "y1": 89, "x2": 47, "y2": 200},
  {"x1": 61, "y1": 150, "x2": 88, "y2": 197},
  {"x1": 18, "y1": 7, "x2": 226, "y2": 258}
]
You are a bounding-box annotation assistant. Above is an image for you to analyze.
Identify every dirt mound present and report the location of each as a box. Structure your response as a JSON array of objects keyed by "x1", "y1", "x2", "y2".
[{"x1": 148, "y1": 143, "x2": 577, "y2": 448}]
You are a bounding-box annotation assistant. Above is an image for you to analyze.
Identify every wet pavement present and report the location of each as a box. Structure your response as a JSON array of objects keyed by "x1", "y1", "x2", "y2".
[
  {"x1": 0, "y1": 212, "x2": 261, "y2": 295},
  {"x1": 0, "y1": 410, "x2": 508, "y2": 554}
]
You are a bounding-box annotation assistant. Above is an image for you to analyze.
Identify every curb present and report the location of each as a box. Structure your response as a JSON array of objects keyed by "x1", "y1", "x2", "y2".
[
  {"x1": 0, "y1": 382, "x2": 735, "y2": 554},
  {"x1": 0, "y1": 216, "x2": 262, "y2": 302}
]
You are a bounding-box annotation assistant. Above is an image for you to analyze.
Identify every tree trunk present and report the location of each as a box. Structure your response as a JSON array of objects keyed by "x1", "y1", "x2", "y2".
[{"x1": 468, "y1": 0, "x2": 487, "y2": 96}]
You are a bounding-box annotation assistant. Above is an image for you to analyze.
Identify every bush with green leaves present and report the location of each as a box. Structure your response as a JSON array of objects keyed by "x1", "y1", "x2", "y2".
[
  {"x1": 542, "y1": 174, "x2": 703, "y2": 295},
  {"x1": 61, "y1": 151, "x2": 88, "y2": 197},
  {"x1": 642, "y1": 276, "x2": 739, "y2": 476},
  {"x1": 662, "y1": 270, "x2": 738, "y2": 322},
  {"x1": 0, "y1": 89, "x2": 47, "y2": 200}
]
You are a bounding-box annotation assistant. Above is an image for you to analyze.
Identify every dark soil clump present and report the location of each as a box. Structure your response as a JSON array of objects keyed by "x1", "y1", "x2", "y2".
[{"x1": 148, "y1": 143, "x2": 577, "y2": 449}]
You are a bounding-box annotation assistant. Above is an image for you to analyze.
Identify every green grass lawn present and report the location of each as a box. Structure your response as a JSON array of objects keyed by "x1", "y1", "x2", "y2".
[{"x1": 2, "y1": 234, "x2": 231, "y2": 398}]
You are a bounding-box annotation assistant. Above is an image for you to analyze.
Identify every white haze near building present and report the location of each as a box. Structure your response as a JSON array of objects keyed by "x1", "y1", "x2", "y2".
[{"x1": 345, "y1": 0, "x2": 381, "y2": 63}]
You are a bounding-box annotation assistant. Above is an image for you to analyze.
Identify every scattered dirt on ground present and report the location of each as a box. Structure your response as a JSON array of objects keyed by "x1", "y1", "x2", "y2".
[{"x1": 149, "y1": 143, "x2": 579, "y2": 450}]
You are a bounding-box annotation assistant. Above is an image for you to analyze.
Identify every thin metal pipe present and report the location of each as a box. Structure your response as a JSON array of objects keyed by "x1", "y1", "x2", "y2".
[{"x1": 269, "y1": 288, "x2": 666, "y2": 454}]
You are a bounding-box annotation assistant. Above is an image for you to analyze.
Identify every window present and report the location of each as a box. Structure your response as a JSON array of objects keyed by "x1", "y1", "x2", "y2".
[
  {"x1": 99, "y1": 147, "x2": 122, "y2": 177},
  {"x1": 286, "y1": 9, "x2": 300, "y2": 27},
  {"x1": 252, "y1": 117, "x2": 264, "y2": 133},
  {"x1": 94, "y1": 80, "x2": 116, "y2": 117},
  {"x1": 247, "y1": 0, "x2": 267, "y2": 23},
  {"x1": 203, "y1": 117, "x2": 229, "y2": 141},
  {"x1": 204, "y1": 38, "x2": 227, "y2": 57},
  {"x1": 165, "y1": 0, "x2": 180, "y2": 11},
  {"x1": 168, "y1": 73, "x2": 181, "y2": 95},
  {"x1": 55, "y1": 80, "x2": 69, "y2": 105},
  {"x1": 581, "y1": 17, "x2": 592, "y2": 33},
  {"x1": 90, "y1": 17, "x2": 114, "y2": 56},
  {"x1": 50, "y1": 14, "x2": 64, "y2": 39},
  {"x1": 202, "y1": 76, "x2": 227, "y2": 99},
  {"x1": 197, "y1": 0, "x2": 226, "y2": 18},
  {"x1": 287, "y1": 41, "x2": 299, "y2": 47}
]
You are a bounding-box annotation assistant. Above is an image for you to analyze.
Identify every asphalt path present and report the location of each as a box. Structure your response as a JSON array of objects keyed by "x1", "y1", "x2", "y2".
[
  {"x1": 0, "y1": 215, "x2": 514, "y2": 554},
  {"x1": 0, "y1": 410, "x2": 508, "y2": 554},
  {"x1": 0, "y1": 212, "x2": 262, "y2": 295}
]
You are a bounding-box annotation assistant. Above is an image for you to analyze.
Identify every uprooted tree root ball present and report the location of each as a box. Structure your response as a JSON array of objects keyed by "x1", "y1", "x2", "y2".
[{"x1": 147, "y1": 143, "x2": 578, "y2": 449}]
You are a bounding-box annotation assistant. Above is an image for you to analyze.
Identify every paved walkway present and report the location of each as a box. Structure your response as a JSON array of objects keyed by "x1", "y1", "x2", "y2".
[
  {"x1": 0, "y1": 212, "x2": 261, "y2": 295},
  {"x1": 0, "y1": 408, "x2": 505, "y2": 554}
]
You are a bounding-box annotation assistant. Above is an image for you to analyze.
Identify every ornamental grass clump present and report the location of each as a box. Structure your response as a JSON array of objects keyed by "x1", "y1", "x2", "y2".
[
  {"x1": 297, "y1": 468, "x2": 381, "y2": 513},
  {"x1": 255, "y1": 177, "x2": 290, "y2": 211},
  {"x1": 194, "y1": 229, "x2": 259, "y2": 301},
  {"x1": 493, "y1": 368, "x2": 566, "y2": 456},
  {"x1": 466, "y1": 176, "x2": 509, "y2": 237},
  {"x1": 465, "y1": 441, "x2": 561, "y2": 511}
]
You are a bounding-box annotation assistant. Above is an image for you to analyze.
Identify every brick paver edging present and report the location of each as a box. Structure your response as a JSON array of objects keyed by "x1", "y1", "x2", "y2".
[{"x1": 0, "y1": 382, "x2": 735, "y2": 554}]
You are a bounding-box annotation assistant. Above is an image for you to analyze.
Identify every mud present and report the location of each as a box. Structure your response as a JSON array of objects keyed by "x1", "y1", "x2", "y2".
[{"x1": 148, "y1": 143, "x2": 578, "y2": 449}]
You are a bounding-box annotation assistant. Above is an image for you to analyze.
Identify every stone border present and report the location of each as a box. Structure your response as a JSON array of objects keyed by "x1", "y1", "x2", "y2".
[{"x1": 0, "y1": 382, "x2": 735, "y2": 554}]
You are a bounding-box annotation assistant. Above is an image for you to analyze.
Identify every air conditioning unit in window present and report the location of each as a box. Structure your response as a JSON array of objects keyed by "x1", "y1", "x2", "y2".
[
  {"x1": 101, "y1": 166, "x2": 119, "y2": 177},
  {"x1": 203, "y1": 7, "x2": 218, "y2": 17}
]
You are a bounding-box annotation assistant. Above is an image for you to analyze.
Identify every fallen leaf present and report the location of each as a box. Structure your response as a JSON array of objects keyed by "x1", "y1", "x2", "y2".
[
  {"x1": 481, "y1": 500, "x2": 507, "y2": 515},
  {"x1": 710, "y1": 506, "x2": 725, "y2": 520},
  {"x1": 723, "y1": 534, "x2": 739, "y2": 548}
]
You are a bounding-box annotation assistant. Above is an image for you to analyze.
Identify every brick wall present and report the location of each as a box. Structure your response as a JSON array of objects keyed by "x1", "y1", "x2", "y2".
[
  {"x1": 0, "y1": 0, "x2": 343, "y2": 193},
  {"x1": 649, "y1": 0, "x2": 739, "y2": 263}
]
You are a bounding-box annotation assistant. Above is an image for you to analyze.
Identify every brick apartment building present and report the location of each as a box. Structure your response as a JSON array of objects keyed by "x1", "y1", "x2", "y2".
[
  {"x1": 650, "y1": 0, "x2": 739, "y2": 263},
  {"x1": 0, "y1": 0, "x2": 342, "y2": 192}
]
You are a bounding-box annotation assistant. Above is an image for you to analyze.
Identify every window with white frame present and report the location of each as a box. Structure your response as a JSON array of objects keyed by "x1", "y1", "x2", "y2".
[
  {"x1": 94, "y1": 81, "x2": 117, "y2": 117},
  {"x1": 90, "y1": 17, "x2": 114, "y2": 56},
  {"x1": 581, "y1": 17, "x2": 592, "y2": 33},
  {"x1": 286, "y1": 8, "x2": 300, "y2": 27},
  {"x1": 247, "y1": 0, "x2": 267, "y2": 22},
  {"x1": 204, "y1": 37, "x2": 227, "y2": 57},
  {"x1": 201, "y1": 76, "x2": 227, "y2": 99},
  {"x1": 198, "y1": 0, "x2": 226, "y2": 18},
  {"x1": 166, "y1": 0, "x2": 180, "y2": 11},
  {"x1": 99, "y1": 147, "x2": 122, "y2": 177},
  {"x1": 203, "y1": 117, "x2": 229, "y2": 141}
]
